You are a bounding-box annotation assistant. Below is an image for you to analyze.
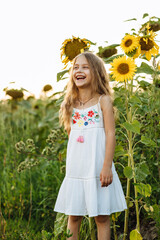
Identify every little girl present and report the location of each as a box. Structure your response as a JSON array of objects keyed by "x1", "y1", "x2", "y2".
[{"x1": 54, "y1": 52, "x2": 127, "y2": 240}]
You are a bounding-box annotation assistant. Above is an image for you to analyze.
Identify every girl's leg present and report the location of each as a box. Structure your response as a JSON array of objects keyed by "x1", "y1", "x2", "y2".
[
  {"x1": 67, "y1": 215, "x2": 83, "y2": 240},
  {"x1": 94, "y1": 215, "x2": 110, "y2": 240}
]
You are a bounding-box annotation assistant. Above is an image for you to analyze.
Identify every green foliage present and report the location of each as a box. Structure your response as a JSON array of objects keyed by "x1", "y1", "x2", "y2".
[
  {"x1": 135, "y1": 162, "x2": 150, "y2": 182},
  {"x1": 124, "y1": 18, "x2": 137, "y2": 22},
  {"x1": 103, "y1": 54, "x2": 124, "y2": 64},
  {"x1": 130, "y1": 229, "x2": 143, "y2": 240},
  {"x1": 122, "y1": 120, "x2": 141, "y2": 134},
  {"x1": 57, "y1": 69, "x2": 69, "y2": 82},
  {"x1": 123, "y1": 166, "x2": 133, "y2": 179},
  {"x1": 137, "y1": 62, "x2": 155, "y2": 75},
  {"x1": 53, "y1": 213, "x2": 68, "y2": 239},
  {"x1": 140, "y1": 135, "x2": 157, "y2": 147},
  {"x1": 1, "y1": 77, "x2": 159, "y2": 239},
  {"x1": 135, "y1": 183, "x2": 152, "y2": 197}
]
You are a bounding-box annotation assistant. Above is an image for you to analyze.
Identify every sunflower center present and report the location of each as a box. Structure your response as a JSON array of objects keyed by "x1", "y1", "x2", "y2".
[
  {"x1": 101, "y1": 48, "x2": 117, "y2": 58},
  {"x1": 65, "y1": 39, "x2": 87, "y2": 60},
  {"x1": 125, "y1": 39, "x2": 133, "y2": 47},
  {"x1": 140, "y1": 38, "x2": 154, "y2": 51},
  {"x1": 117, "y1": 63, "x2": 129, "y2": 74}
]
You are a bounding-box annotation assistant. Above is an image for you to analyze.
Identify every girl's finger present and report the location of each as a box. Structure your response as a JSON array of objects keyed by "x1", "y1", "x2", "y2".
[{"x1": 100, "y1": 174, "x2": 102, "y2": 181}]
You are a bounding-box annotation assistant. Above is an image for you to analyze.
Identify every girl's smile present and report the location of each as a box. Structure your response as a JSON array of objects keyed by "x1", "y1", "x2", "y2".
[{"x1": 73, "y1": 55, "x2": 92, "y2": 88}]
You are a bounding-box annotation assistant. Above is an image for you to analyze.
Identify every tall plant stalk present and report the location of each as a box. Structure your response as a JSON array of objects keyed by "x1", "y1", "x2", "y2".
[
  {"x1": 123, "y1": 80, "x2": 131, "y2": 240},
  {"x1": 113, "y1": 218, "x2": 118, "y2": 240},
  {"x1": 89, "y1": 217, "x2": 96, "y2": 240},
  {"x1": 123, "y1": 79, "x2": 140, "y2": 239},
  {"x1": 28, "y1": 170, "x2": 32, "y2": 226}
]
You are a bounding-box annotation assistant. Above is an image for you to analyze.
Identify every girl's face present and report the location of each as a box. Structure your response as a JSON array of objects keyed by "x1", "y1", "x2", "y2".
[{"x1": 72, "y1": 55, "x2": 92, "y2": 89}]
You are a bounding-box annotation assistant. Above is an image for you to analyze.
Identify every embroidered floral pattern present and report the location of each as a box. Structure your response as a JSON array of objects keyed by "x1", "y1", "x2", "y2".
[
  {"x1": 88, "y1": 110, "x2": 94, "y2": 117},
  {"x1": 74, "y1": 112, "x2": 81, "y2": 120},
  {"x1": 77, "y1": 119, "x2": 84, "y2": 127},
  {"x1": 72, "y1": 108, "x2": 100, "y2": 126}
]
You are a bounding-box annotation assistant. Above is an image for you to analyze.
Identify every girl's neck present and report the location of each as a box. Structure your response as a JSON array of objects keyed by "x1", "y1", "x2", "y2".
[{"x1": 78, "y1": 89, "x2": 95, "y2": 102}]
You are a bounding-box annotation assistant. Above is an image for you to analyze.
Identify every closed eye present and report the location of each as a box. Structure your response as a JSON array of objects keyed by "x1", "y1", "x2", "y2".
[{"x1": 73, "y1": 65, "x2": 89, "y2": 69}]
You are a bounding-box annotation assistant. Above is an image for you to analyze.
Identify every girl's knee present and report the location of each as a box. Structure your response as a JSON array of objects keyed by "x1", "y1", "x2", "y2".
[
  {"x1": 94, "y1": 215, "x2": 110, "y2": 225},
  {"x1": 69, "y1": 215, "x2": 83, "y2": 223}
]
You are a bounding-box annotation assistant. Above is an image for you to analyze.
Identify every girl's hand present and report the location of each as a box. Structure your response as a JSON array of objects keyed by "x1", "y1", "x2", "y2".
[{"x1": 100, "y1": 166, "x2": 113, "y2": 187}]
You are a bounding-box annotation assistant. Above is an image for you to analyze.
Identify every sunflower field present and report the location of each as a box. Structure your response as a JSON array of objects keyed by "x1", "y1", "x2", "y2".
[{"x1": 0, "y1": 13, "x2": 160, "y2": 240}]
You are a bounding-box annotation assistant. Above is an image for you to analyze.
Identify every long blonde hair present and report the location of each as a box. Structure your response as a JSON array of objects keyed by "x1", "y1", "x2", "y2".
[{"x1": 59, "y1": 52, "x2": 115, "y2": 132}]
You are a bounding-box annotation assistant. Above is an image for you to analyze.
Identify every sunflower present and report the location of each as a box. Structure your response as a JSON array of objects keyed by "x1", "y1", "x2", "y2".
[
  {"x1": 140, "y1": 21, "x2": 160, "y2": 33},
  {"x1": 149, "y1": 22, "x2": 160, "y2": 32},
  {"x1": 97, "y1": 45, "x2": 118, "y2": 58},
  {"x1": 139, "y1": 24, "x2": 159, "y2": 60},
  {"x1": 6, "y1": 89, "x2": 24, "y2": 99},
  {"x1": 60, "y1": 36, "x2": 91, "y2": 68},
  {"x1": 109, "y1": 56, "x2": 137, "y2": 82},
  {"x1": 120, "y1": 34, "x2": 141, "y2": 58}
]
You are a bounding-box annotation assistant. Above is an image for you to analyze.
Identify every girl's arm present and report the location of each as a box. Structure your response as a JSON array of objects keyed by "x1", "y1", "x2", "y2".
[{"x1": 100, "y1": 95, "x2": 116, "y2": 187}]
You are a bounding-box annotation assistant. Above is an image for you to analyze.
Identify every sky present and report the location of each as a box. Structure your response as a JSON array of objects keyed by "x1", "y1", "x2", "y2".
[{"x1": 0, "y1": 0, "x2": 160, "y2": 99}]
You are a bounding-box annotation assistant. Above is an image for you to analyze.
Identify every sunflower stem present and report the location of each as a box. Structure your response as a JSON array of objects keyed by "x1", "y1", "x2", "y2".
[
  {"x1": 113, "y1": 219, "x2": 118, "y2": 240},
  {"x1": 123, "y1": 78, "x2": 140, "y2": 239},
  {"x1": 123, "y1": 80, "x2": 131, "y2": 240},
  {"x1": 130, "y1": 78, "x2": 140, "y2": 232}
]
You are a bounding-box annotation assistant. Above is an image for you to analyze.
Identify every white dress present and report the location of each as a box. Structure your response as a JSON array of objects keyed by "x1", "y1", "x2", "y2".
[{"x1": 54, "y1": 96, "x2": 127, "y2": 217}]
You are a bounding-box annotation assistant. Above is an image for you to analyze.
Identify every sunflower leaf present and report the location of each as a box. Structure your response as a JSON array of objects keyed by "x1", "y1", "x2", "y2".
[
  {"x1": 136, "y1": 62, "x2": 154, "y2": 75},
  {"x1": 135, "y1": 162, "x2": 150, "y2": 182},
  {"x1": 130, "y1": 229, "x2": 143, "y2": 240},
  {"x1": 57, "y1": 70, "x2": 69, "y2": 82},
  {"x1": 114, "y1": 145, "x2": 127, "y2": 157},
  {"x1": 134, "y1": 183, "x2": 152, "y2": 197},
  {"x1": 123, "y1": 166, "x2": 133, "y2": 179},
  {"x1": 103, "y1": 54, "x2": 124, "y2": 64},
  {"x1": 143, "y1": 13, "x2": 149, "y2": 19},
  {"x1": 124, "y1": 18, "x2": 137, "y2": 22},
  {"x1": 128, "y1": 95, "x2": 142, "y2": 106},
  {"x1": 137, "y1": 80, "x2": 151, "y2": 89},
  {"x1": 140, "y1": 136, "x2": 157, "y2": 147},
  {"x1": 105, "y1": 44, "x2": 120, "y2": 49},
  {"x1": 98, "y1": 44, "x2": 119, "y2": 53},
  {"x1": 122, "y1": 120, "x2": 141, "y2": 134},
  {"x1": 85, "y1": 39, "x2": 96, "y2": 45}
]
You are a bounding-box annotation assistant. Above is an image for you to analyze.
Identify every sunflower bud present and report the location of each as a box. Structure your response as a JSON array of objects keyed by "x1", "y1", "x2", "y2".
[{"x1": 43, "y1": 84, "x2": 52, "y2": 92}]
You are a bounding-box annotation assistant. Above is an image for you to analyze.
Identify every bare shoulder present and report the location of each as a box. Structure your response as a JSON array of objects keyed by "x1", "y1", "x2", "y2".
[
  {"x1": 100, "y1": 94, "x2": 113, "y2": 111},
  {"x1": 100, "y1": 95, "x2": 115, "y2": 133}
]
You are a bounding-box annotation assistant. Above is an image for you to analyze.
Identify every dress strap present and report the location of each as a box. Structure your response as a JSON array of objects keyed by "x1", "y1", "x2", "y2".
[
  {"x1": 97, "y1": 95, "x2": 104, "y2": 117},
  {"x1": 98, "y1": 95, "x2": 104, "y2": 103}
]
